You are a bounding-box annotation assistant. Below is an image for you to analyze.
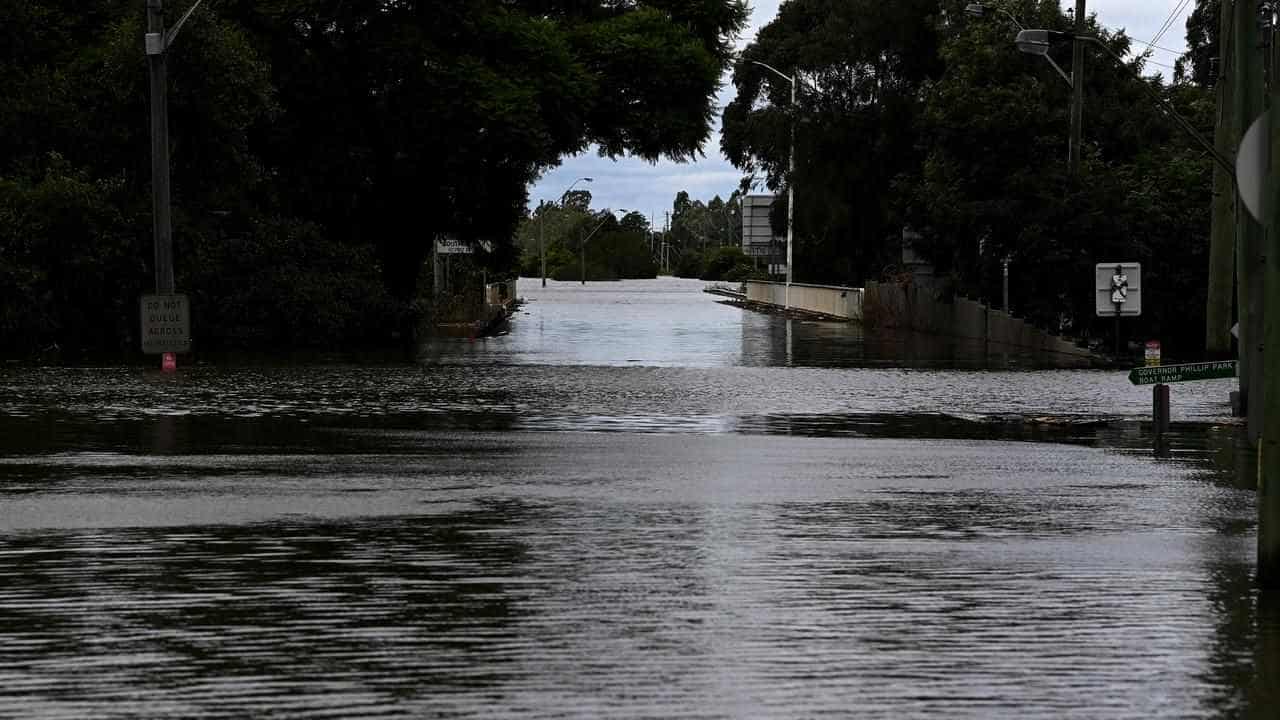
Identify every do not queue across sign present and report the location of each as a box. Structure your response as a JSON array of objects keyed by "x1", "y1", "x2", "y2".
[
  {"x1": 1128, "y1": 361, "x2": 1237, "y2": 386},
  {"x1": 140, "y1": 294, "x2": 191, "y2": 354}
]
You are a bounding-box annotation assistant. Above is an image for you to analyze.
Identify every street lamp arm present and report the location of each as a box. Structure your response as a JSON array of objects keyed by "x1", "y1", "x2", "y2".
[
  {"x1": 582, "y1": 217, "x2": 612, "y2": 245},
  {"x1": 749, "y1": 60, "x2": 795, "y2": 86},
  {"x1": 993, "y1": 7, "x2": 1025, "y2": 31},
  {"x1": 164, "y1": 0, "x2": 206, "y2": 49},
  {"x1": 1043, "y1": 54, "x2": 1073, "y2": 87},
  {"x1": 1076, "y1": 35, "x2": 1235, "y2": 179}
]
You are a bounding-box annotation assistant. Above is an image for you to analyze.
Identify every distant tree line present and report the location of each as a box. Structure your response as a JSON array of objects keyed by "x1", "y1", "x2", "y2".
[
  {"x1": 515, "y1": 192, "x2": 657, "y2": 281},
  {"x1": 721, "y1": 0, "x2": 1217, "y2": 355},
  {"x1": 0, "y1": 0, "x2": 746, "y2": 358}
]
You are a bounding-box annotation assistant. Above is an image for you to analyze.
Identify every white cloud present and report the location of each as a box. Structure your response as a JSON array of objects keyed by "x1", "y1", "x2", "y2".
[{"x1": 527, "y1": 0, "x2": 1194, "y2": 223}]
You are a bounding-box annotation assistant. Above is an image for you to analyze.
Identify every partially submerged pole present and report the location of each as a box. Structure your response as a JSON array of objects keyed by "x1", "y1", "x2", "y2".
[
  {"x1": 1258, "y1": 5, "x2": 1280, "y2": 590},
  {"x1": 1205, "y1": 0, "x2": 1236, "y2": 356},
  {"x1": 1152, "y1": 383, "x2": 1170, "y2": 455},
  {"x1": 1234, "y1": 0, "x2": 1265, "y2": 441}
]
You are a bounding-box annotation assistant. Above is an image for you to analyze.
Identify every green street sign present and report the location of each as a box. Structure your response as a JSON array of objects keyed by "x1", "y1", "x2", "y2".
[{"x1": 1128, "y1": 361, "x2": 1237, "y2": 385}]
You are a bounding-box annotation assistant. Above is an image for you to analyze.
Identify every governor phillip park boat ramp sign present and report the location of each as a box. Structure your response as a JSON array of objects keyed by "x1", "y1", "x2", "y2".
[{"x1": 1128, "y1": 361, "x2": 1237, "y2": 386}]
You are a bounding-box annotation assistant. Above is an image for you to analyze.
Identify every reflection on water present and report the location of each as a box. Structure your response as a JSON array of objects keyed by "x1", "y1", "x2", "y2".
[{"x1": 0, "y1": 277, "x2": 1271, "y2": 718}]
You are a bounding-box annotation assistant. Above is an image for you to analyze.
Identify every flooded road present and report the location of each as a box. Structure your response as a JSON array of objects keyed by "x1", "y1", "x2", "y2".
[{"x1": 1, "y1": 278, "x2": 1274, "y2": 718}]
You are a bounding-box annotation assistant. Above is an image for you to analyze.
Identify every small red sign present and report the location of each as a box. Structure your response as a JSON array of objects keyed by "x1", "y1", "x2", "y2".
[
  {"x1": 162, "y1": 352, "x2": 177, "y2": 373},
  {"x1": 1144, "y1": 340, "x2": 1161, "y2": 367}
]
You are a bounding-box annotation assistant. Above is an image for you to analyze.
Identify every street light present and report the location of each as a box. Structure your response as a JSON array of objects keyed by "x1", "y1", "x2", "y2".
[
  {"x1": 1013, "y1": 30, "x2": 1235, "y2": 177},
  {"x1": 1014, "y1": 29, "x2": 1053, "y2": 55},
  {"x1": 144, "y1": 0, "x2": 205, "y2": 371},
  {"x1": 580, "y1": 208, "x2": 627, "y2": 285},
  {"x1": 750, "y1": 59, "x2": 797, "y2": 310},
  {"x1": 540, "y1": 176, "x2": 592, "y2": 287},
  {"x1": 967, "y1": 4, "x2": 1073, "y2": 86}
]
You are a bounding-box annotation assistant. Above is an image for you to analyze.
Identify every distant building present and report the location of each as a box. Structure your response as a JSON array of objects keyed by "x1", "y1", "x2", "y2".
[{"x1": 741, "y1": 195, "x2": 786, "y2": 277}]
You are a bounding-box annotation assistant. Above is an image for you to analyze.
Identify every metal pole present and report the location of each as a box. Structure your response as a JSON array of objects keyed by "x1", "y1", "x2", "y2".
[
  {"x1": 1068, "y1": 0, "x2": 1085, "y2": 175},
  {"x1": 1153, "y1": 383, "x2": 1170, "y2": 455},
  {"x1": 785, "y1": 76, "x2": 796, "y2": 310},
  {"x1": 147, "y1": 0, "x2": 173, "y2": 295},
  {"x1": 539, "y1": 208, "x2": 546, "y2": 287},
  {"x1": 1114, "y1": 302, "x2": 1121, "y2": 357},
  {"x1": 1002, "y1": 257, "x2": 1009, "y2": 311}
]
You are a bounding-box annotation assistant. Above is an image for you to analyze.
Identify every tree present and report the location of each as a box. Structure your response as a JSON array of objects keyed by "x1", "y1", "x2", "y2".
[
  {"x1": 1176, "y1": 0, "x2": 1220, "y2": 87},
  {"x1": 0, "y1": 0, "x2": 748, "y2": 354},
  {"x1": 229, "y1": 0, "x2": 747, "y2": 300},
  {"x1": 905, "y1": 1, "x2": 1214, "y2": 350},
  {"x1": 723, "y1": 0, "x2": 1216, "y2": 353},
  {"x1": 721, "y1": 0, "x2": 944, "y2": 286},
  {"x1": 0, "y1": 1, "x2": 279, "y2": 355}
]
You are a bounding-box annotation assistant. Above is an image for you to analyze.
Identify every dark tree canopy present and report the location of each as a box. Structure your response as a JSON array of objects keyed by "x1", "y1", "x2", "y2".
[
  {"x1": 1176, "y1": 0, "x2": 1219, "y2": 87},
  {"x1": 0, "y1": 0, "x2": 746, "y2": 354},
  {"x1": 720, "y1": 0, "x2": 1217, "y2": 354}
]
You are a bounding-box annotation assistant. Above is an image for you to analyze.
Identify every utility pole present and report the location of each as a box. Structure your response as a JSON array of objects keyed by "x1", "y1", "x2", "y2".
[
  {"x1": 1207, "y1": 0, "x2": 1237, "y2": 356},
  {"x1": 1234, "y1": 0, "x2": 1266, "y2": 441},
  {"x1": 785, "y1": 75, "x2": 796, "y2": 309},
  {"x1": 147, "y1": 0, "x2": 174, "y2": 296},
  {"x1": 1259, "y1": 4, "x2": 1280, "y2": 590},
  {"x1": 539, "y1": 202, "x2": 547, "y2": 288},
  {"x1": 1068, "y1": 0, "x2": 1086, "y2": 175}
]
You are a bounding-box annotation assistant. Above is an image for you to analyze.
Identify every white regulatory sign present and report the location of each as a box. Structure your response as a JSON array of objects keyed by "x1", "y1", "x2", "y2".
[
  {"x1": 435, "y1": 237, "x2": 493, "y2": 255},
  {"x1": 1095, "y1": 262, "x2": 1141, "y2": 317},
  {"x1": 140, "y1": 294, "x2": 191, "y2": 354}
]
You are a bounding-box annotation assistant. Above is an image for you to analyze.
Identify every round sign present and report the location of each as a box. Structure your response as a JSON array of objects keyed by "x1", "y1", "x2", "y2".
[{"x1": 1237, "y1": 111, "x2": 1269, "y2": 224}]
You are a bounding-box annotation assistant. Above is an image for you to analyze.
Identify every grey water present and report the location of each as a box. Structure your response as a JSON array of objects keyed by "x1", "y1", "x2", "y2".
[{"x1": 0, "y1": 277, "x2": 1274, "y2": 718}]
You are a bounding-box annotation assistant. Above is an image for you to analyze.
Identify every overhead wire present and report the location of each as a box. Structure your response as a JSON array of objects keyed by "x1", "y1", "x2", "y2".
[{"x1": 1149, "y1": 0, "x2": 1195, "y2": 51}]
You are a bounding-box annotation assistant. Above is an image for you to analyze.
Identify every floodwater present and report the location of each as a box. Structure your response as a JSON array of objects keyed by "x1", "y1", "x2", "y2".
[{"x1": 0, "y1": 277, "x2": 1274, "y2": 718}]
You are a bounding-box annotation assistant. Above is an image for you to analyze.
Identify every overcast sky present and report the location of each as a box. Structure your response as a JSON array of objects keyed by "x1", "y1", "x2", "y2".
[{"x1": 525, "y1": 1, "x2": 1195, "y2": 227}]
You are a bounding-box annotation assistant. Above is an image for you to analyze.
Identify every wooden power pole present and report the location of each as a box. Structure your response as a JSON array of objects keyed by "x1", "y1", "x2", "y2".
[
  {"x1": 1234, "y1": 0, "x2": 1266, "y2": 441},
  {"x1": 1069, "y1": 0, "x2": 1086, "y2": 175},
  {"x1": 1206, "y1": 0, "x2": 1236, "y2": 356},
  {"x1": 1259, "y1": 3, "x2": 1280, "y2": 589}
]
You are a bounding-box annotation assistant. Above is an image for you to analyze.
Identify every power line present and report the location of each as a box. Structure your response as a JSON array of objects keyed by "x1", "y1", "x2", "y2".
[
  {"x1": 1129, "y1": 37, "x2": 1186, "y2": 56},
  {"x1": 1149, "y1": 0, "x2": 1195, "y2": 52}
]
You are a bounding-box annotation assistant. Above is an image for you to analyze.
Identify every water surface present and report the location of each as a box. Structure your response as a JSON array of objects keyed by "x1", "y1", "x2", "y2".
[{"x1": 0, "y1": 278, "x2": 1271, "y2": 719}]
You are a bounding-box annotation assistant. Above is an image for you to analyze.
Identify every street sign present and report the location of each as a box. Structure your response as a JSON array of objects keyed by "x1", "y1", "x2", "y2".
[
  {"x1": 435, "y1": 237, "x2": 493, "y2": 255},
  {"x1": 1095, "y1": 262, "x2": 1141, "y2": 317},
  {"x1": 140, "y1": 294, "x2": 191, "y2": 354},
  {"x1": 1128, "y1": 361, "x2": 1236, "y2": 386},
  {"x1": 1144, "y1": 340, "x2": 1161, "y2": 367}
]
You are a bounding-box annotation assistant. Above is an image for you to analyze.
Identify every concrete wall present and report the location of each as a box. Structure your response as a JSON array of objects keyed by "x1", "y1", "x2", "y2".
[
  {"x1": 862, "y1": 280, "x2": 1096, "y2": 366},
  {"x1": 744, "y1": 281, "x2": 863, "y2": 320},
  {"x1": 737, "y1": 279, "x2": 1097, "y2": 366}
]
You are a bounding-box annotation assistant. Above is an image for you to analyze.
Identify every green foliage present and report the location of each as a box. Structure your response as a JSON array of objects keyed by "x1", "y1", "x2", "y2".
[
  {"x1": 188, "y1": 217, "x2": 399, "y2": 350},
  {"x1": 904, "y1": 1, "x2": 1213, "y2": 351},
  {"x1": 0, "y1": 0, "x2": 745, "y2": 355},
  {"x1": 228, "y1": 0, "x2": 745, "y2": 299},
  {"x1": 516, "y1": 201, "x2": 656, "y2": 281},
  {"x1": 0, "y1": 157, "x2": 140, "y2": 356},
  {"x1": 1177, "y1": 0, "x2": 1220, "y2": 87},
  {"x1": 721, "y1": 0, "x2": 1218, "y2": 354},
  {"x1": 722, "y1": 0, "x2": 944, "y2": 285}
]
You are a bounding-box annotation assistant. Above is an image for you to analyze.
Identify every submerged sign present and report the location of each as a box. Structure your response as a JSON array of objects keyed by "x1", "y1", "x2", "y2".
[
  {"x1": 1128, "y1": 361, "x2": 1236, "y2": 386},
  {"x1": 140, "y1": 294, "x2": 191, "y2": 354}
]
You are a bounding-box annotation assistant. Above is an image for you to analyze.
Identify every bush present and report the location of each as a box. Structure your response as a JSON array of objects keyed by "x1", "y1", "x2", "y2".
[{"x1": 188, "y1": 216, "x2": 402, "y2": 350}]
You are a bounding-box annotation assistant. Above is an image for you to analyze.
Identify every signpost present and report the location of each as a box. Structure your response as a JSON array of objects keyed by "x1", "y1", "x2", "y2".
[
  {"x1": 1096, "y1": 262, "x2": 1141, "y2": 356},
  {"x1": 1128, "y1": 361, "x2": 1237, "y2": 386},
  {"x1": 1129, "y1": 360, "x2": 1237, "y2": 454},
  {"x1": 140, "y1": 293, "x2": 191, "y2": 356}
]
